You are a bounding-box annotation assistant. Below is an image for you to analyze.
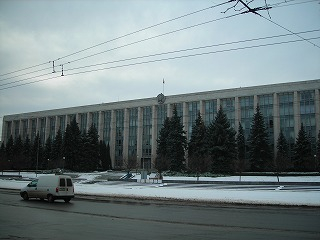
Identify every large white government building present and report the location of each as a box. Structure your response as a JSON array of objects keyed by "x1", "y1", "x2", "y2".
[{"x1": 2, "y1": 79, "x2": 320, "y2": 169}]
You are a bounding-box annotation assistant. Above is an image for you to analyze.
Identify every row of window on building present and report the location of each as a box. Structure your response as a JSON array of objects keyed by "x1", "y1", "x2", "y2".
[{"x1": 4, "y1": 90, "x2": 318, "y2": 162}]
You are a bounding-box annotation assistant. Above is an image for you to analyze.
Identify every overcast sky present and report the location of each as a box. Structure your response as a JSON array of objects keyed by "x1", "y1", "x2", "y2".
[{"x1": 0, "y1": 0, "x2": 319, "y2": 140}]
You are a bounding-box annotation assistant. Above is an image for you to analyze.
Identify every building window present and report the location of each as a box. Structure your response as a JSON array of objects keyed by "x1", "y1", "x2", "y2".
[
  {"x1": 115, "y1": 109, "x2": 124, "y2": 167},
  {"x1": 221, "y1": 98, "x2": 235, "y2": 128},
  {"x1": 157, "y1": 104, "x2": 167, "y2": 138},
  {"x1": 128, "y1": 108, "x2": 138, "y2": 158},
  {"x1": 103, "y1": 111, "x2": 111, "y2": 144},
  {"x1": 279, "y1": 92, "x2": 295, "y2": 158},
  {"x1": 79, "y1": 113, "x2": 87, "y2": 133},
  {"x1": 188, "y1": 101, "x2": 200, "y2": 140},
  {"x1": 49, "y1": 117, "x2": 56, "y2": 141},
  {"x1": 91, "y1": 112, "x2": 99, "y2": 128},
  {"x1": 204, "y1": 99, "x2": 217, "y2": 126},
  {"x1": 300, "y1": 90, "x2": 316, "y2": 149},
  {"x1": 240, "y1": 96, "x2": 254, "y2": 139},
  {"x1": 259, "y1": 94, "x2": 274, "y2": 145},
  {"x1": 142, "y1": 106, "x2": 152, "y2": 158}
]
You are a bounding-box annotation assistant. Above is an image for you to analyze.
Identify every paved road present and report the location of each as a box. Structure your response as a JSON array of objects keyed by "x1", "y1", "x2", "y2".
[{"x1": 0, "y1": 189, "x2": 319, "y2": 240}]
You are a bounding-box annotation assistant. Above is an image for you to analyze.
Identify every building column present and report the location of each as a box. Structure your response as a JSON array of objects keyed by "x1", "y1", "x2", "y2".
[
  {"x1": 293, "y1": 91, "x2": 300, "y2": 138},
  {"x1": 151, "y1": 105, "x2": 157, "y2": 167},
  {"x1": 216, "y1": 98, "x2": 221, "y2": 110},
  {"x1": 137, "y1": 107, "x2": 143, "y2": 167},
  {"x1": 123, "y1": 108, "x2": 129, "y2": 161},
  {"x1": 254, "y1": 95, "x2": 258, "y2": 109},
  {"x1": 199, "y1": 100, "x2": 205, "y2": 116},
  {"x1": 110, "y1": 110, "x2": 116, "y2": 168},
  {"x1": 98, "y1": 111, "x2": 104, "y2": 141},
  {"x1": 87, "y1": 112, "x2": 92, "y2": 130},
  {"x1": 273, "y1": 93, "x2": 280, "y2": 157},
  {"x1": 315, "y1": 89, "x2": 320, "y2": 136}
]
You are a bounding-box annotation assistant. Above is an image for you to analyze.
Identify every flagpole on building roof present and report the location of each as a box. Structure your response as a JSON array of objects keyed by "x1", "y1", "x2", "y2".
[{"x1": 162, "y1": 78, "x2": 165, "y2": 95}]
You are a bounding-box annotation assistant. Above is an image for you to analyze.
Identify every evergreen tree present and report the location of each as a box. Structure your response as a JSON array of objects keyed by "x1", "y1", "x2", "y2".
[
  {"x1": 207, "y1": 106, "x2": 236, "y2": 174},
  {"x1": 317, "y1": 130, "x2": 320, "y2": 172},
  {"x1": 30, "y1": 133, "x2": 42, "y2": 170},
  {"x1": 236, "y1": 122, "x2": 246, "y2": 176},
  {"x1": 188, "y1": 112, "x2": 209, "y2": 173},
  {"x1": 51, "y1": 128, "x2": 63, "y2": 169},
  {"x1": 167, "y1": 105, "x2": 187, "y2": 172},
  {"x1": 293, "y1": 124, "x2": 314, "y2": 171},
  {"x1": 248, "y1": 105, "x2": 272, "y2": 172},
  {"x1": 0, "y1": 142, "x2": 6, "y2": 170},
  {"x1": 156, "y1": 117, "x2": 171, "y2": 174},
  {"x1": 100, "y1": 140, "x2": 108, "y2": 170},
  {"x1": 13, "y1": 135, "x2": 24, "y2": 170},
  {"x1": 106, "y1": 142, "x2": 112, "y2": 170},
  {"x1": 86, "y1": 124, "x2": 100, "y2": 171},
  {"x1": 23, "y1": 135, "x2": 32, "y2": 169},
  {"x1": 275, "y1": 130, "x2": 290, "y2": 172},
  {"x1": 64, "y1": 118, "x2": 82, "y2": 170},
  {"x1": 6, "y1": 135, "x2": 14, "y2": 169},
  {"x1": 43, "y1": 137, "x2": 52, "y2": 169}
]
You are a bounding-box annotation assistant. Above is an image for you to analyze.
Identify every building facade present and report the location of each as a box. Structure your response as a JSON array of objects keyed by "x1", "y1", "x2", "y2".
[{"x1": 2, "y1": 79, "x2": 320, "y2": 168}]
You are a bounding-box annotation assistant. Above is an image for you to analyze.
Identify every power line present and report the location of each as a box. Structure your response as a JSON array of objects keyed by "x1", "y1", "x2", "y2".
[
  {"x1": 59, "y1": 12, "x2": 244, "y2": 67},
  {"x1": 65, "y1": 30, "x2": 320, "y2": 72},
  {"x1": 259, "y1": 15, "x2": 320, "y2": 49},
  {"x1": 1, "y1": 11, "x2": 244, "y2": 87},
  {"x1": 0, "y1": 0, "x2": 235, "y2": 79},
  {"x1": 4, "y1": 30, "x2": 318, "y2": 88},
  {"x1": 1, "y1": 36, "x2": 318, "y2": 91}
]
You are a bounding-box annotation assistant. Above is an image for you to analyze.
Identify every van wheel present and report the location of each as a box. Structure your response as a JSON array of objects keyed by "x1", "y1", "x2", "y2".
[
  {"x1": 22, "y1": 192, "x2": 29, "y2": 200},
  {"x1": 47, "y1": 195, "x2": 54, "y2": 203},
  {"x1": 64, "y1": 198, "x2": 71, "y2": 203}
]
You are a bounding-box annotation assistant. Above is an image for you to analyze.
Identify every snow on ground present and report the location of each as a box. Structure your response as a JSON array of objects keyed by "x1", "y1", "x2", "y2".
[{"x1": 1, "y1": 172, "x2": 320, "y2": 206}]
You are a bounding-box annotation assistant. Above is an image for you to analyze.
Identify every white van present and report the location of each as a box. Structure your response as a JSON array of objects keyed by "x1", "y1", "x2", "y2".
[{"x1": 20, "y1": 175, "x2": 74, "y2": 203}]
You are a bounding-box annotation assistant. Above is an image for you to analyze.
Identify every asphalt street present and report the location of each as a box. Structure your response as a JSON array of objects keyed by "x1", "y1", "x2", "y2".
[{"x1": 0, "y1": 189, "x2": 319, "y2": 240}]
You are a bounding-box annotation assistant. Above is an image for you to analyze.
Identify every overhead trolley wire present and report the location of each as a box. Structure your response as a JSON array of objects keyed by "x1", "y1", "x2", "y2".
[
  {"x1": 1, "y1": 36, "x2": 318, "y2": 91},
  {"x1": 0, "y1": 0, "x2": 235, "y2": 79}
]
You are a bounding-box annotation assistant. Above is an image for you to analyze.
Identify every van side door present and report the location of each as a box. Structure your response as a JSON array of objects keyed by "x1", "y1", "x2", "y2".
[{"x1": 27, "y1": 179, "x2": 38, "y2": 198}]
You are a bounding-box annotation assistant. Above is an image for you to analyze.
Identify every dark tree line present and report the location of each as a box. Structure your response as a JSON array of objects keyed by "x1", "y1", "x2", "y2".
[
  {"x1": 0, "y1": 117, "x2": 112, "y2": 172},
  {"x1": 156, "y1": 105, "x2": 320, "y2": 174}
]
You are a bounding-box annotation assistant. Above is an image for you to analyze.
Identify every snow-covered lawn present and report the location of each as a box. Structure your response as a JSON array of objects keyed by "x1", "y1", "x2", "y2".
[{"x1": 1, "y1": 171, "x2": 319, "y2": 207}]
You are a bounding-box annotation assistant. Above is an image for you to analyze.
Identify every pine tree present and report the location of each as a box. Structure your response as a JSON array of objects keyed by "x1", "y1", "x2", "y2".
[
  {"x1": 31, "y1": 133, "x2": 42, "y2": 171},
  {"x1": 23, "y1": 135, "x2": 32, "y2": 169},
  {"x1": 317, "y1": 130, "x2": 320, "y2": 172},
  {"x1": 236, "y1": 122, "x2": 246, "y2": 176},
  {"x1": 248, "y1": 105, "x2": 272, "y2": 172},
  {"x1": 51, "y1": 128, "x2": 63, "y2": 169},
  {"x1": 293, "y1": 124, "x2": 314, "y2": 171},
  {"x1": 86, "y1": 124, "x2": 100, "y2": 171},
  {"x1": 156, "y1": 117, "x2": 171, "y2": 174},
  {"x1": 188, "y1": 112, "x2": 209, "y2": 173},
  {"x1": 6, "y1": 135, "x2": 14, "y2": 169},
  {"x1": 207, "y1": 106, "x2": 236, "y2": 174},
  {"x1": 100, "y1": 140, "x2": 108, "y2": 170},
  {"x1": 0, "y1": 142, "x2": 6, "y2": 170},
  {"x1": 43, "y1": 137, "x2": 52, "y2": 169},
  {"x1": 13, "y1": 135, "x2": 24, "y2": 170},
  {"x1": 275, "y1": 130, "x2": 290, "y2": 172},
  {"x1": 64, "y1": 118, "x2": 82, "y2": 171},
  {"x1": 167, "y1": 105, "x2": 187, "y2": 172},
  {"x1": 106, "y1": 142, "x2": 112, "y2": 170}
]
